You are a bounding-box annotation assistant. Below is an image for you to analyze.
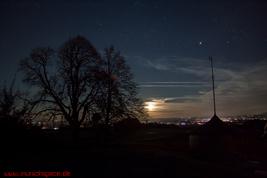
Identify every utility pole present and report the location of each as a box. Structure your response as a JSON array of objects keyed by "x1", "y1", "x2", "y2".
[{"x1": 209, "y1": 56, "x2": 217, "y2": 116}]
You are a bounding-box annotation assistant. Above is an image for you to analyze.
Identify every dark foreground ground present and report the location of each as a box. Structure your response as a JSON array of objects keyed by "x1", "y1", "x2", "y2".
[{"x1": 1, "y1": 125, "x2": 267, "y2": 178}]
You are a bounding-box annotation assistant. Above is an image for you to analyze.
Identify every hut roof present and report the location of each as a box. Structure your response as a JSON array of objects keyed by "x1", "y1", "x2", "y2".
[
  {"x1": 205, "y1": 114, "x2": 224, "y2": 128},
  {"x1": 191, "y1": 114, "x2": 228, "y2": 135}
]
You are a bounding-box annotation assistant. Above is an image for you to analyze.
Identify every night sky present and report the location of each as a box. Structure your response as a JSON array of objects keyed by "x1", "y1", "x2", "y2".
[{"x1": 1, "y1": 0, "x2": 267, "y2": 119}]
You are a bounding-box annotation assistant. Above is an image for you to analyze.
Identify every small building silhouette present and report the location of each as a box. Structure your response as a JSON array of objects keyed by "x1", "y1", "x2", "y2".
[
  {"x1": 264, "y1": 121, "x2": 267, "y2": 138},
  {"x1": 189, "y1": 114, "x2": 228, "y2": 155}
]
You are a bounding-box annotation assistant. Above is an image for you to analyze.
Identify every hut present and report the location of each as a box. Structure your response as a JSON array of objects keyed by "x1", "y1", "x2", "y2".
[
  {"x1": 189, "y1": 114, "x2": 229, "y2": 155},
  {"x1": 264, "y1": 121, "x2": 267, "y2": 138}
]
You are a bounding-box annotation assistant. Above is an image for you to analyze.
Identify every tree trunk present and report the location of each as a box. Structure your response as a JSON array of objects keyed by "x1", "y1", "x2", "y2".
[
  {"x1": 71, "y1": 120, "x2": 80, "y2": 144},
  {"x1": 105, "y1": 54, "x2": 112, "y2": 126}
]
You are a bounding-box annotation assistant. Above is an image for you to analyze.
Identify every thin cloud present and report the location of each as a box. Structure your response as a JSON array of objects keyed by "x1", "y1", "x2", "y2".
[
  {"x1": 144, "y1": 60, "x2": 267, "y2": 118},
  {"x1": 140, "y1": 85, "x2": 190, "y2": 88},
  {"x1": 139, "y1": 81, "x2": 208, "y2": 84},
  {"x1": 163, "y1": 96, "x2": 201, "y2": 103},
  {"x1": 141, "y1": 56, "x2": 240, "y2": 82},
  {"x1": 138, "y1": 81, "x2": 210, "y2": 88},
  {"x1": 130, "y1": 55, "x2": 267, "y2": 117}
]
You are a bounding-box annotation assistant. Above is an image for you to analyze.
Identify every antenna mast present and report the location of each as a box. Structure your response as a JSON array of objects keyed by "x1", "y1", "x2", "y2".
[{"x1": 209, "y1": 56, "x2": 216, "y2": 116}]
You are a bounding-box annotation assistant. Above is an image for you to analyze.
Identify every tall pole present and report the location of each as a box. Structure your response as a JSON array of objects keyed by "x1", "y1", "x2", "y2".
[{"x1": 209, "y1": 56, "x2": 216, "y2": 116}]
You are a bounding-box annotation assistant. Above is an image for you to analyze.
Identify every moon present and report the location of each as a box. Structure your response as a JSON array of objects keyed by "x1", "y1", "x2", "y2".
[{"x1": 145, "y1": 101, "x2": 156, "y2": 111}]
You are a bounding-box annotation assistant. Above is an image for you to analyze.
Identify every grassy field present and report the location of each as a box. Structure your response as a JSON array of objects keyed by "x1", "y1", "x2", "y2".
[{"x1": 1, "y1": 126, "x2": 267, "y2": 178}]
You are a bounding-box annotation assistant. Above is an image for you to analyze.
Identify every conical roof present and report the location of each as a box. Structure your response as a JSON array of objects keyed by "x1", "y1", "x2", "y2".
[
  {"x1": 192, "y1": 114, "x2": 226, "y2": 135},
  {"x1": 205, "y1": 114, "x2": 224, "y2": 128}
]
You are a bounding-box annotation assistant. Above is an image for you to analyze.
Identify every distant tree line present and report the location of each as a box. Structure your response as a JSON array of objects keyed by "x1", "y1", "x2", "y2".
[{"x1": 0, "y1": 36, "x2": 147, "y2": 131}]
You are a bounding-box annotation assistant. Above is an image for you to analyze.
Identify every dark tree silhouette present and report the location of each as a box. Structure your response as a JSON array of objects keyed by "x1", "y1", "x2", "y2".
[
  {"x1": 95, "y1": 47, "x2": 147, "y2": 125},
  {"x1": 20, "y1": 36, "x2": 101, "y2": 132},
  {"x1": 20, "y1": 36, "x2": 146, "y2": 135},
  {"x1": 0, "y1": 79, "x2": 31, "y2": 129}
]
